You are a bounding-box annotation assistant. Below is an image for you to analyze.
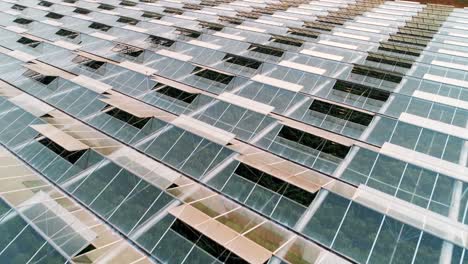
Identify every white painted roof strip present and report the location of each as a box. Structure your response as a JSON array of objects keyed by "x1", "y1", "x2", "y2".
[
  {"x1": 423, "y1": 73, "x2": 468, "y2": 89},
  {"x1": 395, "y1": 0, "x2": 421, "y2": 4},
  {"x1": 380, "y1": 143, "x2": 468, "y2": 182},
  {"x1": 366, "y1": 13, "x2": 398, "y2": 20},
  {"x1": 413, "y1": 90, "x2": 468, "y2": 111},
  {"x1": 278, "y1": 61, "x2": 327, "y2": 75},
  {"x1": 438, "y1": 48, "x2": 468, "y2": 57},
  {"x1": 195, "y1": 10, "x2": 216, "y2": 15},
  {"x1": 444, "y1": 40, "x2": 468, "y2": 47},
  {"x1": 318, "y1": 40, "x2": 358, "y2": 50},
  {"x1": 356, "y1": 18, "x2": 390, "y2": 26},
  {"x1": 122, "y1": 25, "x2": 148, "y2": 33},
  {"x1": 174, "y1": 15, "x2": 197, "y2": 20},
  {"x1": 70, "y1": 75, "x2": 113, "y2": 94},
  {"x1": 398, "y1": 113, "x2": 468, "y2": 140},
  {"x1": 272, "y1": 14, "x2": 300, "y2": 21},
  {"x1": 345, "y1": 25, "x2": 380, "y2": 33},
  {"x1": 235, "y1": 25, "x2": 266, "y2": 33},
  {"x1": 456, "y1": 18, "x2": 468, "y2": 24},
  {"x1": 7, "y1": 50, "x2": 37, "y2": 62},
  {"x1": 255, "y1": 19, "x2": 284, "y2": 26},
  {"x1": 298, "y1": 5, "x2": 323, "y2": 10},
  {"x1": 156, "y1": 49, "x2": 193, "y2": 61},
  {"x1": 213, "y1": 32, "x2": 246, "y2": 41},
  {"x1": 149, "y1": 19, "x2": 173, "y2": 26},
  {"x1": 453, "y1": 25, "x2": 468, "y2": 30},
  {"x1": 4, "y1": 10, "x2": 20, "y2": 15},
  {"x1": 90, "y1": 32, "x2": 117, "y2": 41},
  {"x1": 172, "y1": 115, "x2": 236, "y2": 146},
  {"x1": 217, "y1": 92, "x2": 274, "y2": 115},
  {"x1": 73, "y1": 14, "x2": 92, "y2": 20},
  {"x1": 9, "y1": 93, "x2": 54, "y2": 117},
  {"x1": 374, "y1": 9, "x2": 407, "y2": 15},
  {"x1": 42, "y1": 19, "x2": 63, "y2": 26},
  {"x1": 101, "y1": 10, "x2": 119, "y2": 15},
  {"x1": 212, "y1": 6, "x2": 234, "y2": 11},
  {"x1": 251, "y1": 74, "x2": 304, "y2": 92},
  {"x1": 5, "y1": 25, "x2": 27, "y2": 33},
  {"x1": 333, "y1": 32, "x2": 371, "y2": 41},
  {"x1": 31, "y1": 124, "x2": 89, "y2": 151},
  {"x1": 230, "y1": 2, "x2": 250, "y2": 7},
  {"x1": 108, "y1": 146, "x2": 179, "y2": 188},
  {"x1": 119, "y1": 61, "x2": 157, "y2": 75},
  {"x1": 54, "y1": 40, "x2": 81, "y2": 51},
  {"x1": 449, "y1": 32, "x2": 468, "y2": 39},
  {"x1": 353, "y1": 185, "x2": 468, "y2": 248},
  {"x1": 146, "y1": 2, "x2": 162, "y2": 6},
  {"x1": 21, "y1": 191, "x2": 97, "y2": 243},
  {"x1": 125, "y1": 6, "x2": 142, "y2": 11},
  {"x1": 431, "y1": 60, "x2": 468, "y2": 72},
  {"x1": 188, "y1": 40, "x2": 222, "y2": 50},
  {"x1": 35, "y1": 6, "x2": 49, "y2": 11},
  {"x1": 300, "y1": 49, "x2": 344, "y2": 61},
  {"x1": 286, "y1": 9, "x2": 312, "y2": 15}
]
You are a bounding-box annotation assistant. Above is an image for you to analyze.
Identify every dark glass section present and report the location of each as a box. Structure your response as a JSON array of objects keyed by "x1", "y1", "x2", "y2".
[
  {"x1": 113, "y1": 44, "x2": 144, "y2": 57},
  {"x1": 17, "y1": 37, "x2": 40, "y2": 48},
  {"x1": 249, "y1": 44, "x2": 284, "y2": 57},
  {"x1": 155, "y1": 85, "x2": 198, "y2": 104},
  {"x1": 12, "y1": 4, "x2": 26, "y2": 10},
  {"x1": 117, "y1": 16, "x2": 139, "y2": 25},
  {"x1": 199, "y1": 21, "x2": 224, "y2": 31},
  {"x1": 193, "y1": 67, "x2": 234, "y2": 85},
  {"x1": 75, "y1": 244, "x2": 96, "y2": 256},
  {"x1": 73, "y1": 8, "x2": 91, "y2": 14},
  {"x1": 175, "y1": 27, "x2": 201, "y2": 38},
  {"x1": 309, "y1": 100, "x2": 373, "y2": 126},
  {"x1": 219, "y1": 16, "x2": 243, "y2": 25},
  {"x1": 142, "y1": 11, "x2": 163, "y2": 19},
  {"x1": 351, "y1": 65, "x2": 403, "y2": 83},
  {"x1": 405, "y1": 21, "x2": 438, "y2": 32},
  {"x1": 147, "y1": 35, "x2": 175, "y2": 47},
  {"x1": 366, "y1": 52, "x2": 413, "y2": 69},
  {"x1": 223, "y1": 54, "x2": 262, "y2": 69},
  {"x1": 333, "y1": 80, "x2": 390, "y2": 103},
  {"x1": 89, "y1": 22, "x2": 111, "y2": 32},
  {"x1": 24, "y1": 70, "x2": 57, "y2": 85},
  {"x1": 288, "y1": 27, "x2": 320, "y2": 39},
  {"x1": 103, "y1": 107, "x2": 150, "y2": 129},
  {"x1": 163, "y1": 7, "x2": 184, "y2": 15},
  {"x1": 184, "y1": 3, "x2": 202, "y2": 10},
  {"x1": 378, "y1": 42, "x2": 422, "y2": 57},
  {"x1": 38, "y1": 1, "x2": 53, "y2": 7},
  {"x1": 45, "y1": 12, "x2": 64, "y2": 19},
  {"x1": 397, "y1": 27, "x2": 434, "y2": 39},
  {"x1": 200, "y1": 0, "x2": 218, "y2": 6},
  {"x1": 55, "y1": 29, "x2": 79, "y2": 39},
  {"x1": 303, "y1": 21, "x2": 334, "y2": 31},
  {"x1": 388, "y1": 34, "x2": 429, "y2": 47},
  {"x1": 238, "y1": 10, "x2": 261, "y2": 19},
  {"x1": 278, "y1": 126, "x2": 350, "y2": 159},
  {"x1": 270, "y1": 35, "x2": 304, "y2": 47},
  {"x1": 120, "y1": 0, "x2": 137, "y2": 6},
  {"x1": 171, "y1": 219, "x2": 249, "y2": 263},
  {"x1": 81, "y1": 60, "x2": 105, "y2": 70},
  {"x1": 98, "y1": 4, "x2": 115, "y2": 10},
  {"x1": 13, "y1": 18, "x2": 33, "y2": 25},
  {"x1": 37, "y1": 137, "x2": 86, "y2": 164},
  {"x1": 234, "y1": 163, "x2": 316, "y2": 206}
]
